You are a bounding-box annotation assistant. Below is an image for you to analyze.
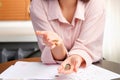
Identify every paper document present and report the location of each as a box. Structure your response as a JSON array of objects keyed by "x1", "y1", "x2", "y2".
[{"x1": 0, "y1": 61, "x2": 120, "y2": 80}]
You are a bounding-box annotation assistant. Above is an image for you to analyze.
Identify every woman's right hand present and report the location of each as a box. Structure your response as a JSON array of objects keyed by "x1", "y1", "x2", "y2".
[{"x1": 36, "y1": 31, "x2": 63, "y2": 49}]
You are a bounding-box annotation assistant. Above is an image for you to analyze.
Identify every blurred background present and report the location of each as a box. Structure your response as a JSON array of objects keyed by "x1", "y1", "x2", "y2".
[
  {"x1": 0, "y1": 0, "x2": 120, "y2": 63},
  {"x1": 103, "y1": 0, "x2": 120, "y2": 63},
  {"x1": 0, "y1": 0, "x2": 40, "y2": 63}
]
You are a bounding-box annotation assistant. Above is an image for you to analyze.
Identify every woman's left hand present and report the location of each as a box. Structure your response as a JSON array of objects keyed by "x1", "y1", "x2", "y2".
[{"x1": 58, "y1": 54, "x2": 84, "y2": 74}]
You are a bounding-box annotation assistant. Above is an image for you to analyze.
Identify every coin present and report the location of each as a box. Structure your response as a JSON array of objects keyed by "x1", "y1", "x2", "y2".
[
  {"x1": 65, "y1": 64, "x2": 71, "y2": 70},
  {"x1": 52, "y1": 40, "x2": 59, "y2": 46},
  {"x1": 55, "y1": 75, "x2": 59, "y2": 77}
]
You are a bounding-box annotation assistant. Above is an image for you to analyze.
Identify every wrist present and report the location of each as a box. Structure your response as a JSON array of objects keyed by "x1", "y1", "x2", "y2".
[{"x1": 51, "y1": 40, "x2": 67, "y2": 61}]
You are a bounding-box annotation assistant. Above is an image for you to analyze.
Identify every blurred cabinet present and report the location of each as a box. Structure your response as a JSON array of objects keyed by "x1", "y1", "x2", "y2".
[
  {"x1": 0, "y1": 0, "x2": 30, "y2": 20},
  {"x1": 0, "y1": 42, "x2": 40, "y2": 63}
]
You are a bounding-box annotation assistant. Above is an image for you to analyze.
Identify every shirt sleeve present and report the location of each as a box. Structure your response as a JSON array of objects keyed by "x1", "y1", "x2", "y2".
[
  {"x1": 30, "y1": 0, "x2": 56, "y2": 64},
  {"x1": 69, "y1": 0, "x2": 105, "y2": 67}
]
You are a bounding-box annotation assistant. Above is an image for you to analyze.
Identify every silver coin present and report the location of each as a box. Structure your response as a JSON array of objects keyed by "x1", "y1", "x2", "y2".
[{"x1": 65, "y1": 64, "x2": 71, "y2": 70}]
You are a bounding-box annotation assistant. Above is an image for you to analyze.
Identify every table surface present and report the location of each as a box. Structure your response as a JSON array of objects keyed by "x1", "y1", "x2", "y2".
[{"x1": 0, "y1": 57, "x2": 120, "y2": 74}]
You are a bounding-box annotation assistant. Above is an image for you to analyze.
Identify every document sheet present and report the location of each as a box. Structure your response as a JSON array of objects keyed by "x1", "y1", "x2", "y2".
[{"x1": 0, "y1": 61, "x2": 120, "y2": 80}]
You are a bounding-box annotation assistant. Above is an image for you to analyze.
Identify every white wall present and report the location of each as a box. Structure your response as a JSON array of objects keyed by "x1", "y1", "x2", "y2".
[
  {"x1": 103, "y1": 0, "x2": 120, "y2": 63},
  {"x1": 0, "y1": 21, "x2": 37, "y2": 42}
]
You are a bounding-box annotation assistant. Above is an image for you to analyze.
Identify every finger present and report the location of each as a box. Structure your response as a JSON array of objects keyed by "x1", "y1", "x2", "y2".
[
  {"x1": 36, "y1": 31, "x2": 44, "y2": 35},
  {"x1": 36, "y1": 31, "x2": 47, "y2": 37},
  {"x1": 58, "y1": 65, "x2": 64, "y2": 73},
  {"x1": 47, "y1": 39, "x2": 56, "y2": 46},
  {"x1": 63, "y1": 70, "x2": 73, "y2": 74},
  {"x1": 58, "y1": 62, "x2": 67, "y2": 74},
  {"x1": 74, "y1": 60, "x2": 80, "y2": 72},
  {"x1": 62, "y1": 66, "x2": 74, "y2": 74},
  {"x1": 51, "y1": 44, "x2": 56, "y2": 49},
  {"x1": 43, "y1": 40, "x2": 54, "y2": 47},
  {"x1": 42, "y1": 35, "x2": 50, "y2": 44},
  {"x1": 43, "y1": 37, "x2": 58, "y2": 49}
]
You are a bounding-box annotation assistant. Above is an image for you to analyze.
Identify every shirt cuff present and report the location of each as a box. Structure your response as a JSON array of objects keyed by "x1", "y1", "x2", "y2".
[
  {"x1": 68, "y1": 50, "x2": 92, "y2": 67},
  {"x1": 41, "y1": 46, "x2": 57, "y2": 64}
]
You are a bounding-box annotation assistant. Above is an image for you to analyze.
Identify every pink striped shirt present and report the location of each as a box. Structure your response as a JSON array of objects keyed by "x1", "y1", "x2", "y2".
[{"x1": 30, "y1": 0, "x2": 105, "y2": 66}]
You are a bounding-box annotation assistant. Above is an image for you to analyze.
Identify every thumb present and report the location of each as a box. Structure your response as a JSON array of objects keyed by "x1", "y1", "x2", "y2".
[{"x1": 74, "y1": 60, "x2": 80, "y2": 72}]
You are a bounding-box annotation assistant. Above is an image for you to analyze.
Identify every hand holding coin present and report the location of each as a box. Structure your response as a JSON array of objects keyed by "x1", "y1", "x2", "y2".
[
  {"x1": 58, "y1": 54, "x2": 83, "y2": 74},
  {"x1": 36, "y1": 31, "x2": 61, "y2": 49}
]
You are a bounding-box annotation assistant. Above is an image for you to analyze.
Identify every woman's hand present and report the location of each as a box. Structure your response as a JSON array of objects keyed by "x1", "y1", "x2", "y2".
[
  {"x1": 36, "y1": 30, "x2": 67, "y2": 61},
  {"x1": 36, "y1": 31, "x2": 62, "y2": 49},
  {"x1": 58, "y1": 54, "x2": 84, "y2": 74}
]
